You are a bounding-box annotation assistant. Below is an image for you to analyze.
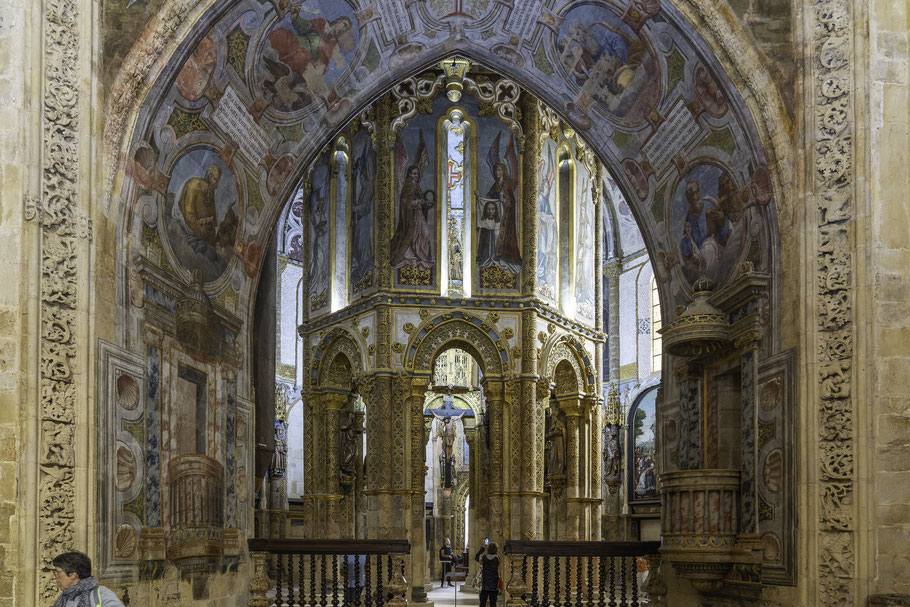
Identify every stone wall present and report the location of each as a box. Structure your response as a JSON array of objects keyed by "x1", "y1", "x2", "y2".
[{"x1": 868, "y1": 0, "x2": 910, "y2": 597}]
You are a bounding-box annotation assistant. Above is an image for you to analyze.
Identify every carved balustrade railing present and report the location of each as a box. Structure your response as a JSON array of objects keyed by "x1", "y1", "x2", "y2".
[
  {"x1": 503, "y1": 541, "x2": 665, "y2": 607},
  {"x1": 248, "y1": 539, "x2": 411, "y2": 607}
]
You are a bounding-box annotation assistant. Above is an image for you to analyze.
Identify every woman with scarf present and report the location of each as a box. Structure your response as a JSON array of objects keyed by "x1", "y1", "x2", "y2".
[{"x1": 52, "y1": 552, "x2": 124, "y2": 607}]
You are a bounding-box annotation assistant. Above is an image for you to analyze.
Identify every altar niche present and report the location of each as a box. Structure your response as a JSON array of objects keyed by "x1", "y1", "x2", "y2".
[{"x1": 423, "y1": 347, "x2": 484, "y2": 589}]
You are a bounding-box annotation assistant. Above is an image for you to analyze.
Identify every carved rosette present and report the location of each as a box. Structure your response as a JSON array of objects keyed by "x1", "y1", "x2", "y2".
[{"x1": 812, "y1": 0, "x2": 856, "y2": 603}]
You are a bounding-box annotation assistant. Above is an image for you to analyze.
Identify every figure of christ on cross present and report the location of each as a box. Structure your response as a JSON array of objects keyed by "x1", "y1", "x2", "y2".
[{"x1": 425, "y1": 397, "x2": 473, "y2": 489}]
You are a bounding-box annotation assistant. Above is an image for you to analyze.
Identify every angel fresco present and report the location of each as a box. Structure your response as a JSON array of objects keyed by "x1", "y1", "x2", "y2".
[
  {"x1": 390, "y1": 131, "x2": 435, "y2": 271},
  {"x1": 260, "y1": 12, "x2": 355, "y2": 112},
  {"x1": 475, "y1": 132, "x2": 521, "y2": 275}
]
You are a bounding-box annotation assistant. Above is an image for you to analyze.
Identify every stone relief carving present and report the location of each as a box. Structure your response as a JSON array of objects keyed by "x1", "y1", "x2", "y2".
[{"x1": 812, "y1": 0, "x2": 855, "y2": 603}]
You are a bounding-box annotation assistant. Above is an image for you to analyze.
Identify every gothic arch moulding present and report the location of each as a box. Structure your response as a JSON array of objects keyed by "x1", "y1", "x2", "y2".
[
  {"x1": 406, "y1": 312, "x2": 508, "y2": 380},
  {"x1": 541, "y1": 335, "x2": 596, "y2": 396},
  {"x1": 312, "y1": 328, "x2": 365, "y2": 389}
]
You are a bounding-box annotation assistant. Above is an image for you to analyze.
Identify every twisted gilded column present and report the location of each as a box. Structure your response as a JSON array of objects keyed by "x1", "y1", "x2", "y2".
[
  {"x1": 520, "y1": 310, "x2": 544, "y2": 539},
  {"x1": 406, "y1": 377, "x2": 430, "y2": 604},
  {"x1": 562, "y1": 397, "x2": 584, "y2": 540},
  {"x1": 323, "y1": 392, "x2": 345, "y2": 536},
  {"x1": 484, "y1": 380, "x2": 506, "y2": 542}
]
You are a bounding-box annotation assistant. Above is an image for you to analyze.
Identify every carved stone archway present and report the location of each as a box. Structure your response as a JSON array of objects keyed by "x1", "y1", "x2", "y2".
[
  {"x1": 405, "y1": 313, "x2": 509, "y2": 380},
  {"x1": 312, "y1": 328, "x2": 366, "y2": 389},
  {"x1": 541, "y1": 335, "x2": 596, "y2": 396}
]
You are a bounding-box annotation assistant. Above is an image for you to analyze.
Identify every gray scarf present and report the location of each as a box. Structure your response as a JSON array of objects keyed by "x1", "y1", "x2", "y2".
[{"x1": 53, "y1": 576, "x2": 98, "y2": 607}]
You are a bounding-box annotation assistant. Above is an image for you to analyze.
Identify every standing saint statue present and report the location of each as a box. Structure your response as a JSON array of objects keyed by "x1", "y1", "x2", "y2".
[{"x1": 545, "y1": 407, "x2": 566, "y2": 478}]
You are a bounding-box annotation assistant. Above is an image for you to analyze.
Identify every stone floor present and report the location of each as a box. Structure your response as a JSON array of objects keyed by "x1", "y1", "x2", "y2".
[{"x1": 426, "y1": 582, "x2": 483, "y2": 607}]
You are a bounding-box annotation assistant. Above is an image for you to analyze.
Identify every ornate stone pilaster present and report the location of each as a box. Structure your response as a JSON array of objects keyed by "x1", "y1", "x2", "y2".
[
  {"x1": 29, "y1": 0, "x2": 89, "y2": 595},
  {"x1": 589, "y1": 397, "x2": 603, "y2": 539},
  {"x1": 520, "y1": 93, "x2": 540, "y2": 295},
  {"x1": 809, "y1": 0, "x2": 858, "y2": 602}
]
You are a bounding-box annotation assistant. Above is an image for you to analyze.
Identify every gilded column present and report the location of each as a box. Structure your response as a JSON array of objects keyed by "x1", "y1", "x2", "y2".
[
  {"x1": 407, "y1": 377, "x2": 430, "y2": 604},
  {"x1": 520, "y1": 92, "x2": 540, "y2": 295},
  {"x1": 375, "y1": 94, "x2": 393, "y2": 290},
  {"x1": 484, "y1": 380, "x2": 506, "y2": 542},
  {"x1": 364, "y1": 305, "x2": 394, "y2": 537},
  {"x1": 324, "y1": 392, "x2": 345, "y2": 536},
  {"x1": 605, "y1": 261, "x2": 621, "y2": 383},
  {"x1": 464, "y1": 426, "x2": 482, "y2": 590},
  {"x1": 520, "y1": 310, "x2": 543, "y2": 538},
  {"x1": 563, "y1": 399, "x2": 583, "y2": 541}
]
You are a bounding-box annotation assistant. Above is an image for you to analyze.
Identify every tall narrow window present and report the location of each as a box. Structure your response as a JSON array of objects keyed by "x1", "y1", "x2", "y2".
[
  {"x1": 650, "y1": 275, "x2": 662, "y2": 373},
  {"x1": 443, "y1": 110, "x2": 468, "y2": 297}
]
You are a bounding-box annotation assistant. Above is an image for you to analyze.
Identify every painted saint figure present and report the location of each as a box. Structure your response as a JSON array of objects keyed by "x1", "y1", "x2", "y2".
[
  {"x1": 391, "y1": 132, "x2": 435, "y2": 271},
  {"x1": 350, "y1": 136, "x2": 375, "y2": 287},
  {"x1": 174, "y1": 162, "x2": 238, "y2": 262},
  {"x1": 308, "y1": 165, "x2": 330, "y2": 301},
  {"x1": 475, "y1": 199, "x2": 501, "y2": 268},
  {"x1": 678, "y1": 173, "x2": 740, "y2": 278},
  {"x1": 481, "y1": 132, "x2": 521, "y2": 274}
]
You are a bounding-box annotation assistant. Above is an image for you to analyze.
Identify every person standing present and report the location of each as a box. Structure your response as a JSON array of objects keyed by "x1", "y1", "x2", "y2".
[
  {"x1": 52, "y1": 551, "x2": 125, "y2": 607},
  {"x1": 440, "y1": 537, "x2": 455, "y2": 587},
  {"x1": 474, "y1": 540, "x2": 501, "y2": 607}
]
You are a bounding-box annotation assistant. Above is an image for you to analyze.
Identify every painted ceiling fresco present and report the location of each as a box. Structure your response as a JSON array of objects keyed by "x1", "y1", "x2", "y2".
[{"x1": 123, "y1": 0, "x2": 778, "y2": 321}]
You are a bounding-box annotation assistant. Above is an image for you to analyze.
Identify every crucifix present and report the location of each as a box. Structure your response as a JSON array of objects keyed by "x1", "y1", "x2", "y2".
[{"x1": 425, "y1": 396, "x2": 473, "y2": 488}]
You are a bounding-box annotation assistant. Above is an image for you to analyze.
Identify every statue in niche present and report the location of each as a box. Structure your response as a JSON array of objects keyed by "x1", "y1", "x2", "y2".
[
  {"x1": 270, "y1": 420, "x2": 288, "y2": 479},
  {"x1": 545, "y1": 407, "x2": 566, "y2": 478},
  {"x1": 604, "y1": 425, "x2": 621, "y2": 490},
  {"x1": 339, "y1": 397, "x2": 361, "y2": 480}
]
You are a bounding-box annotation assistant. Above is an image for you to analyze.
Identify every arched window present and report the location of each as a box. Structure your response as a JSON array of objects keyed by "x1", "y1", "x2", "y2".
[
  {"x1": 441, "y1": 109, "x2": 470, "y2": 297},
  {"x1": 628, "y1": 387, "x2": 659, "y2": 503}
]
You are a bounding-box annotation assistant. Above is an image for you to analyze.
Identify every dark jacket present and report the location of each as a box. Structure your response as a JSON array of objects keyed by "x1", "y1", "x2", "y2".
[{"x1": 474, "y1": 548, "x2": 500, "y2": 592}]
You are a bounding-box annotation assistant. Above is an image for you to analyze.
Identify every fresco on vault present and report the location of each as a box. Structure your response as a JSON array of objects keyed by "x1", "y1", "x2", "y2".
[
  {"x1": 475, "y1": 128, "x2": 521, "y2": 288},
  {"x1": 256, "y1": 5, "x2": 358, "y2": 116},
  {"x1": 308, "y1": 155, "x2": 331, "y2": 312},
  {"x1": 391, "y1": 122, "x2": 437, "y2": 288},
  {"x1": 176, "y1": 36, "x2": 218, "y2": 102},
  {"x1": 350, "y1": 130, "x2": 375, "y2": 295},
  {"x1": 537, "y1": 137, "x2": 558, "y2": 303},
  {"x1": 669, "y1": 163, "x2": 746, "y2": 288},
  {"x1": 555, "y1": 4, "x2": 661, "y2": 128},
  {"x1": 164, "y1": 147, "x2": 241, "y2": 283}
]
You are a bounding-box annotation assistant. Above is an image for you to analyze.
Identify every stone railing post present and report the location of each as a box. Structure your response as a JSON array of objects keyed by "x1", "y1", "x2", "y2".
[
  {"x1": 643, "y1": 552, "x2": 667, "y2": 607},
  {"x1": 506, "y1": 554, "x2": 528, "y2": 607},
  {"x1": 248, "y1": 551, "x2": 271, "y2": 607},
  {"x1": 387, "y1": 554, "x2": 409, "y2": 606}
]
